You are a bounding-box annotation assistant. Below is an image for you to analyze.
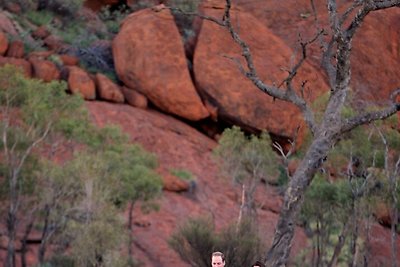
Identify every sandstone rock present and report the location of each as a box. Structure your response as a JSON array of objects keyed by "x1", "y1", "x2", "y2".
[
  {"x1": 194, "y1": 2, "x2": 328, "y2": 144},
  {"x1": 43, "y1": 35, "x2": 64, "y2": 51},
  {"x1": 29, "y1": 58, "x2": 60, "y2": 82},
  {"x1": 32, "y1": 25, "x2": 50, "y2": 40},
  {"x1": 6, "y1": 40, "x2": 24, "y2": 58},
  {"x1": 113, "y1": 5, "x2": 209, "y2": 121},
  {"x1": 0, "y1": 31, "x2": 8, "y2": 56},
  {"x1": 59, "y1": 54, "x2": 79, "y2": 66},
  {"x1": 95, "y1": 73, "x2": 124, "y2": 103},
  {"x1": 162, "y1": 174, "x2": 190, "y2": 192},
  {"x1": 67, "y1": 66, "x2": 96, "y2": 100},
  {"x1": 121, "y1": 86, "x2": 148, "y2": 109},
  {"x1": 235, "y1": 0, "x2": 400, "y2": 104},
  {"x1": 0, "y1": 56, "x2": 31, "y2": 77},
  {"x1": 28, "y1": 50, "x2": 53, "y2": 60}
]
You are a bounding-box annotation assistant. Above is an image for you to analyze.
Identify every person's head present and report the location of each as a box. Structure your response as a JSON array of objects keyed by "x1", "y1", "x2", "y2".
[
  {"x1": 251, "y1": 260, "x2": 265, "y2": 267},
  {"x1": 211, "y1": 251, "x2": 225, "y2": 267}
]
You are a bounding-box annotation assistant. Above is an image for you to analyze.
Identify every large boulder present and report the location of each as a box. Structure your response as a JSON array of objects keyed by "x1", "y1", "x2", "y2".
[
  {"x1": 194, "y1": 2, "x2": 328, "y2": 143},
  {"x1": 29, "y1": 58, "x2": 60, "y2": 82},
  {"x1": 113, "y1": 5, "x2": 209, "y2": 121},
  {"x1": 67, "y1": 66, "x2": 96, "y2": 100}
]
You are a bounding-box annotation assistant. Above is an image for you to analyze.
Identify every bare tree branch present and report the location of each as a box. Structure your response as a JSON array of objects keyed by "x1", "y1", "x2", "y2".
[
  {"x1": 346, "y1": 1, "x2": 400, "y2": 40},
  {"x1": 340, "y1": 89, "x2": 400, "y2": 134}
]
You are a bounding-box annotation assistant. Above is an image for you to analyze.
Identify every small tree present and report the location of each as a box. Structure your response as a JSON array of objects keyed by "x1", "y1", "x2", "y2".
[
  {"x1": 0, "y1": 65, "x2": 85, "y2": 267},
  {"x1": 0, "y1": 65, "x2": 162, "y2": 267},
  {"x1": 214, "y1": 126, "x2": 278, "y2": 225}
]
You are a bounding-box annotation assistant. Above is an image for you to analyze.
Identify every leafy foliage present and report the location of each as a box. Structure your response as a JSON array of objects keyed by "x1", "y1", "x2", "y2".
[
  {"x1": 170, "y1": 168, "x2": 195, "y2": 181},
  {"x1": 0, "y1": 65, "x2": 162, "y2": 266},
  {"x1": 169, "y1": 217, "x2": 264, "y2": 267},
  {"x1": 214, "y1": 126, "x2": 278, "y2": 185}
]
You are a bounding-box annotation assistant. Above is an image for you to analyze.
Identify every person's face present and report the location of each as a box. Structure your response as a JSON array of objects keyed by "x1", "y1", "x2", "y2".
[{"x1": 211, "y1": 256, "x2": 225, "y2": 267}]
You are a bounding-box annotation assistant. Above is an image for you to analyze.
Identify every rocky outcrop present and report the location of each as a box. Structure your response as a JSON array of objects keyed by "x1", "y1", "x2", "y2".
[
  {"x1": 113, "y1": 6, "x2": 209, "y2": 121},
  {"x1": 194, "y1": 2, "x2": 328, "y2": 144}
]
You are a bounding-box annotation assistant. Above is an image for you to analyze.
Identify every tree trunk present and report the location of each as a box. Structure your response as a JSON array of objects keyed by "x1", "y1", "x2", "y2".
[
  {"x1": 237, "y1": 179, "x2": 257, "y2": 230},
  {"x1": 6, "y1": 172, "x2": 19, "y2": 267},
  {"x1": 21, "y1": 216, "x2": 35, "y2": 267},
  {"x1": 6, "y1": 209, "x2": 16, "y2": 267},
  {"x1": 38, "y1": 205, "x2": 51, "y2": 264},
  {"x1": 391, "y1": 205, "x2": 398, "y2": 267},
  {"x1": 327, "y1": 220, "x2": 350, "y2": 267},
  {"x1": 128, "y1": 202, "x2": 134, "y2": 267},
  {"x1": 265, "y1": 134, "x2": 336, "y2": 266}
]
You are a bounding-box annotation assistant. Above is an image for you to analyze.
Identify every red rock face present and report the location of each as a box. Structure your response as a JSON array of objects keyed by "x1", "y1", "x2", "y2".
[
  {"x1": 234, "y1": 0, "x2": 400, "y2": 103},
  {"x1": 95, "y1": 73, "x2": 125, "y2": 103},
  {"x1": 113, "y1": 6, "x2": 209, "y2": 121},
  {"x1": 67, "y1": 66, "x2": 96, "y2": 100},
  {"x1": 86, "y1": 101, "x2": 308, "y2": 267},
  {"x1": 194, "y1": 2, "x2": 328, "y2": 144}
]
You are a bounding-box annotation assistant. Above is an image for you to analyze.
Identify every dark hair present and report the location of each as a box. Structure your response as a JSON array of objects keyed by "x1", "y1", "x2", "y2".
[
  {"x1": 252, "y1": 260, "x2": 266, "y2": 267},
  {"x1": 211, "y1": 251, "x2": 225, "y2": 262}
]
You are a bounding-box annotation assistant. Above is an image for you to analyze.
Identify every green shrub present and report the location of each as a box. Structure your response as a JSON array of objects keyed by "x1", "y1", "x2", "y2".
[
  {"x1": 26, "y1": 9, "x2": 54, "y2": 26},
  {"x1": 38, "y1": 0, "x2": 84, "y2": 17},
  {"x1": 99, "y1": 5, "x2": 131, "y2": 34},
  {"x1": 169, "y1": 217, "x2": 264, "y2": 267},
  {"x1": 214, "y1": 126, "x2": 279, "y2": 185},
  {"x1": 170, "y1": 168, "x2": 195, "y2": 181}
]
